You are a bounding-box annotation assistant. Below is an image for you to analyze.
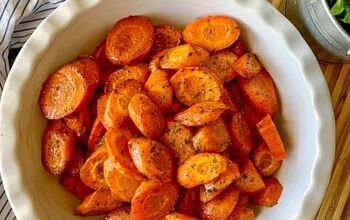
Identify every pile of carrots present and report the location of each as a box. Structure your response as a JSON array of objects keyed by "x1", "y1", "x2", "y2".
[{"x1": 39, "y1": 15, "x2": 287, "y2": 220}]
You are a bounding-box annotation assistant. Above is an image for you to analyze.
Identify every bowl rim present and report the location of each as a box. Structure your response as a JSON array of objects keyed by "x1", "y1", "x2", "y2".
[{"x1": 0, "y1": 0, "x2": 335, "y2": 219}]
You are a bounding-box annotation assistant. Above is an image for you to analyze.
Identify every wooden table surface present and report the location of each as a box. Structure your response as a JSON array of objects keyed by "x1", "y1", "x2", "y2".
[{"x1": 269, "y1": 0, "x2": 350, "y2": 219}]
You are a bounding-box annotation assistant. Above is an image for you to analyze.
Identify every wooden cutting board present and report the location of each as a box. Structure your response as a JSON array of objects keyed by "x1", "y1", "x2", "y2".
[{"x1": 269, "y1": 0, "x2": 350, "y2": 219}]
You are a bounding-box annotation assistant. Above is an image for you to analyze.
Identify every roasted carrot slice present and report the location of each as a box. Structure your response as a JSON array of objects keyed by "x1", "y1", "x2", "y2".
[
  {"x1": 183, "y1": 16, "x2": 240, "y2": 52},
  {"x1": 106, "y1": 16, "x2": 154, "y2": 66},
  {"x1": 64, "y1": 148, "x2": 85, "y2": 176},
  {"x1": 160, "y1": 119, "x2": 196, "y2": 164},
  {"x1": 160, "y1": 44, "x2": 209, "y2": 69},
  {"x1": 42, "y1": 120, "x2": 74, "y2": 175},
  {"x1": 200, "y1": 184, "x2": 239, "y2": 220},
  {"x1": 165, "y1": 212, "x2": 197, "y2": 220},
  {"x1": 128, "y1": 94, "x2": 166, "y2": 139},
  {"x1": 91, "y1": 40, "x2": 120, "y2": 88},
  {"x1": 88, "y1": 117, "x2": 106, "y2": 152},
  {"x1": 227, "y1": 206, "x2": 255, "y2": 220},
  {"x1": 178, "y1": 188, "x2": 200, "y2": 218},
  {"x1": 63, "y1": 107, "x2": 91, "y2": 137},
  {"x1": 170, "y1": 67, "x2": 225, "y2": 106},
  {"x1": 251, "y1": 176, "x2": 283, "y2": 207},
  {"x1": 177, "y1": 153, "x2": 230, "y2": 188},
  {"x1": 252, "y1": 142, "x2": 281, "y2": 175},
  {"x1": 75, "y1": 189, "x2": 124, "y2": 216},
  {"x1": 149, "y1": 24, "x2": 182, "y2": 57},
  {"x1": 175, "y1": 101, "x2": 228, "y2": 126},
  {"x1": 145, "y1": 69, "x2": 173, "y2": 113},
  {"x1": 149, "y1": 49, "x2": 169, "y2": 73},
  {"x1": 236, "y1": 195, "x2": 250, "y2": 207},
  {"x1": 104, "y1": 206, "x2": 132, "y2": 220},
  {"x1": 237, "y1": 69, "x2": 279, "y2": 117},
  {"x1": 256, "y1": 114, "x2": 287, "y2": 161},
  {"x1": 233, "y1": 53, "x2": 262, "y2": 78},
  {"x1": 105, "y1": 128, "x2": 140, "y2": 175},
  {"x1": 229, "y1": 112, "x2": 253, "y2": 159},
  {"x1": 128, "y1": 138, "x2": 175, "y2": 182},
  {"x1": 39, "y1": 57, "x2": 100, "y2": 119},
  {"x1": 104, "y1": 63, "x2": 149, "y2": 93},
  {"x1": 231, "y1": 38, "x2": 245, "y2": 57},
  {"x1": 206, "y1": 51, "x2": 238, "y2": 82},
  {"x1": 80, "y1": 146, "x2": 109, "y2": 190},
  {"x1": 104, "y1": 158, "x2": 144, "y2": 202},
  {"x1": 234, "y1": 160, "x2": 265, "y2": 194},
  {"x1": 200, "y1": 160, "x2": 240, "y2": 203},
  {"x1": 60, "y1": 174, "x2": 93, "y2": 201},
  {"x1": 98, "y1": 80, "x2": 145, "y2": 130},
  {"x1": 192, "y1": 117, "x2": 231, "y2": 153},
  {"x1": 131, "y1": 180, "x2": 180, "y2": 220}
]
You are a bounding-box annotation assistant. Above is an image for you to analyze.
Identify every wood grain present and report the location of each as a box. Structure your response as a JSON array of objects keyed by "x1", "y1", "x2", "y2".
[{"x1": 268, "y1": 1, "x2": 350, "y2": 219}]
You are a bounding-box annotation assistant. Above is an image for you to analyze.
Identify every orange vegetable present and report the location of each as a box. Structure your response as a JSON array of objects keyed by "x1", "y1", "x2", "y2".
[
  {"x1": 234, "y1": 160, "x2": 265, "y2": 194},
  {"x1": 98, "y1": 80, "x2": 145, "y2": 130},
  {"x1": 150, "y1": 24, "x2": 182, "y2": 57},
  {"x1": 252, "y1": 142, "x2": 281, "y2": 175},
  {"x1": 145, "y1": 69, "x2": 173, "y2": 113},
  {"x1": 42, "y1": 120, "x2": 74, "y2": 175},
  {"x1": 231, "y1": 38, "x2": 245, "y2": 57},
  {"x1": 131, "y1": 180, "x2": 180, "y2": 220},
  {"x1": 88, "y1": 117, "x2": 106, "y2": 152},
  {"x1": 104, "y1": 158, "x2": 144, "y2": 202},
  {"x1": 170, "y1": 67, "x2": 225, "y2": 106},
  {"x1": 64, "y1": 107, "x2": 91, "y2": 137},
  {"x1": 175, "y1": 101, "x2": 228, "y2": 126},
  {"x1": 236, "y1": 195, "x2": 250, "y2": 207},
  {"x1": 183, "y1": 15, "x2": 240, "y2": 51},
  {"x1": 80, "y1": 146, "x2": 109, "y2": 190},
  {"x1": 75, "y1": 189, "x2": 124, "y2": 216},
  {"x1": 160, "y1": 44, "x2": 209, "y2": 69},
  {"x1": 160, "y1": 120, "x2": 196, "y2": 164},
  {"x1": 206, "y1": 51, "x2": 238, "y2": 82},
  {"x1": 128, "y1": 94, "x2": 166, "y2": 139},
  {"x1": 237, "y1": 69, "x2": 279, "y2": 117},
  {"x1": 200, "y1": 160, "x2": 240, "y2": 203},
  {"x1": 229, "y1": 112, "x2": 253, "y2": 159},
  {"x1": 200, "y1": 184, "x2": 240, "y2": 220},
  {"x1": 39, "y1": 57, "x2": 100, "y2": 119},
  {"x1": 233, "y1": 53, "x2": 262, "y2": 78},
  {"x1": 178, "y1": 188, "x2": 200, "y2": 218},
  {"x1": 177, "y1": 153, "x2": 230, "y2": 188},
  {"x1": 227, "y1": 206, "x2": 255, "y2": 220},
  {"x1": 165, "y1": 212, "x2": 197, "y2": 220},
  {"x1": 251, "y1": 176, "x2": 283, "y2": 207},
  {"x1": 192, "y1": 117, "x2": 231, "y2": 153},
  {"x1": 128, "y1": 138, "x2": 175, "y2": 182},
  {"x1": 149, "y1": 49, "x2": 169, "y2": 73},
  {"x1": 59, "y1": 174, "x2": 93, "y2": 201},
  {"x1": 106, "y1": 16, "x2": 154, "y2": 66},
  {"x1": 104, "y1": 63, "x2": 149, "y2": 93},
  {"x1": 104, "y1": 206, "x2": 132, "y2": 220},
  {"x1": 256, "y1": 114, "x2": 287, "y2": 161},
  {"x1": 105, "y1": 128, "x2": 140, "y2": 175}
]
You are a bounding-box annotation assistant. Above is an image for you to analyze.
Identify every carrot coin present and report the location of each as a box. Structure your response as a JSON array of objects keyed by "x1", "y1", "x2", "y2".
[
  {"x1": 227, "y1": 206, "x2": 255, "y2": 220},
  {"x1": 128, "y1": 94, "x2": 166, "y2": 139},
  {"x1": 75, "y1": 189, "x2": 124, "y2": 216},
  {"x1": 233, "y1": 53, "x2": 262, "y2": 78},
  {"x1": 229, "y1": 112, "x2": 253, "y2": 159},
  {"x1": 63, "y1": 107, "x2": 91, "y2": 137},
  {"x1": 206, "y1": 51, "x2": 238, "y2": 82},
  {"x1": 234, "y1": 160, "x2": 265, "y2": 194},
  {"x1": 42, "y1": 120, "x2": 74, "y2": 175},
  {"x1": 252, "y1": 142, "x2": 281, "y2": 176},
  {"x1": 104, "y1": 63, "x2": 149, "y2": 93},
  {"x1": 128, "y1": 138, "x2": 175, "y2": 182},
  {"x1": 183, "y1": 15, "x2": 240, "y2": 51},
  {"x1": 106, "y1": 16, "x2": 154, "y2": 66},
  {"x1": 150, "y1": 24, "x2": 182, "y2": 57},
  {"x1": 39, "y1": 57, "x2": 100, "y2": 119},
  {"x1": 131, "y1": 180, "x2": 180, "y2": 220},
  {"x1": 104, "y1": 206, "x2": 132, "y2": 220},
  {"x1": 149, "y1": 49, "x2": 169, "y2": 73},
  {"x1": 251, "y1": 176, "x2": 283, "y2": 207}
]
